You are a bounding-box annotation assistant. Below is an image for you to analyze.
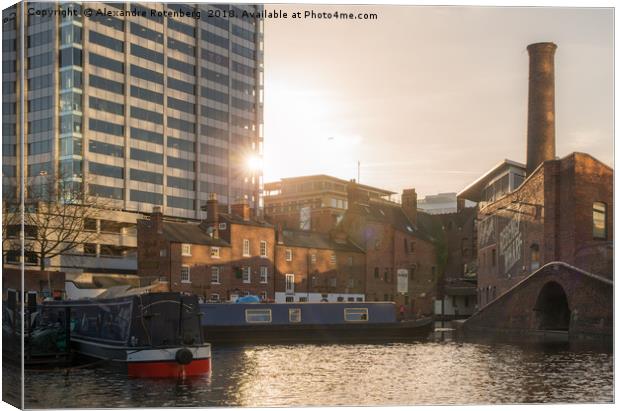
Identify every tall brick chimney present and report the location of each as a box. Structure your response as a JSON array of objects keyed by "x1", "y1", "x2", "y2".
[
  {"x1": 401, "y1": 188, "x2": 417, "y2": 225},
  {"x1": 526, "y1": 42, "x2": 557, "y2": 175},
  {"x1": 151, "y1": 206, "x2": 163, "y2": 234},
  {"x1": 202, "y1": 193, "x2": 219, "y2": 238},
  {"x1": 231, "y1": 198, "x2": 251, "y2": 221}
]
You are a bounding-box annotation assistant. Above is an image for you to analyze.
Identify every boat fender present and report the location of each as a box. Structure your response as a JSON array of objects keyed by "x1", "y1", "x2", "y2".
[{"x1": 175, "y1": 348, "x2": 193, "y2": 365}]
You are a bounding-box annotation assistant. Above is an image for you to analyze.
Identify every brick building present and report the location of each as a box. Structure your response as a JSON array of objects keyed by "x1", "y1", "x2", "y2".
[
  {"x1": 216, "y1": 200, "x2": 276, "y2": 301},
  {"x1": 274, "y1": 228, "x2": 366, "y2": 302},
  {"x1": 428, "y1": 207, "x2": 478, "y2": 318},
  {"x1": 457, "y1": 43, "x2": 613, "y2": 310},
  {"x1": 137, "y1": 198, "x2": 276, "y2": 302},
  {"x1": 340, "y1": 184, "x2": 438, "y2": 317},
  {"x1": 264, "y1": 175, "x2": 395, "y2": 233},
  {"x1": 458, "y1": 153, "x2": 613, "y2": 308}
]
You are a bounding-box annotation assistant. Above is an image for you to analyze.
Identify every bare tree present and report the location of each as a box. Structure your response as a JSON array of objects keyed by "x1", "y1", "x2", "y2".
[{"x1": 3, "y1": 172, "x2": 106, "y2": 273}]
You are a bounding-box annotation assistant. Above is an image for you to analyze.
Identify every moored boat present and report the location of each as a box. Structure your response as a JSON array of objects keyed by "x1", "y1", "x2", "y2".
[
  {"x1": 40, "y1": 292, "x2": 211, "y2": 378},
  {"x1": 200, "y1": 301, "x2": 433, "y2": 344}
]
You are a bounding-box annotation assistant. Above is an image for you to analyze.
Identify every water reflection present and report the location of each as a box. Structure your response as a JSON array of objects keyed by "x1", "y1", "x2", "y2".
[{"x1": 21, "y1": 340, "x2": 613, "y2": 408}]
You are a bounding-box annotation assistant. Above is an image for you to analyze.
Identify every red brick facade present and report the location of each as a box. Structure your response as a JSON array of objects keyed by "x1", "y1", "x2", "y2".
[
  {"x1": 273, "y1": 229, "x2": 366, "y2": 302},
  {"x1": 472, "y1": 153, "x2": 613, "y2": 307},
  {"x1": 340, "y1": 185, "x2": 438, "y2": 317}
]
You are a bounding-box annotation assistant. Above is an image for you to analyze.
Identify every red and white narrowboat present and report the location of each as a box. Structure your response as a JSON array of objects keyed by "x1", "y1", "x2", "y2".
[{"x1": 40, "y1": 292, "x2": 211, "y2": 378}]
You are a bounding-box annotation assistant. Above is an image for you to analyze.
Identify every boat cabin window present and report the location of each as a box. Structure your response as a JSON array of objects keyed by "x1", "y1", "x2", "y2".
[
  {"x1": 289, "y1": 308, "x2": 301, "y2": 323},
  {"x1": 344, "y1": 308, "x2": 369, "y2": 322},
  {"x1": 245, "y1": 309, "x2": 272, "y2": 323}
]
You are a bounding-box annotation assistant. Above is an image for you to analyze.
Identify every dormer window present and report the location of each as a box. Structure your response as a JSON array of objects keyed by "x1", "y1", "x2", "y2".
[{"x1": 181, "y1": 243, "x2": 191, "y2": 256}]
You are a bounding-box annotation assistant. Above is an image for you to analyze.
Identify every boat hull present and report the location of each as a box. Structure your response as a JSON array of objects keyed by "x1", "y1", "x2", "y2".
[
  {"x1": 72, "y1": 337, "x2": 212, "y2": 377},
  {"x1": 203, "y1": 319, "x2": 433, "y2": 344}
]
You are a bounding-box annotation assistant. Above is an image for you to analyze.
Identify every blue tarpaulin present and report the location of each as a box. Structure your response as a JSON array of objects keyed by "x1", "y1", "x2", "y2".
[{"x1": 235, "y1": 295, "x2": 261, "y2": 303}]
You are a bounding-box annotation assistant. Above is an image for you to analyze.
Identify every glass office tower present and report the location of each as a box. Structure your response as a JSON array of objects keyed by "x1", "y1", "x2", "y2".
[{"x1": 2, "y1": 2, "x2": 264, "y2": 276}]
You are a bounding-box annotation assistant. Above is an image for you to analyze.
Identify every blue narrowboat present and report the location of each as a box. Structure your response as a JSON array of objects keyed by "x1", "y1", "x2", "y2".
[{"x1": 200, "y1": 302, "x2": 433, "y2": 343}]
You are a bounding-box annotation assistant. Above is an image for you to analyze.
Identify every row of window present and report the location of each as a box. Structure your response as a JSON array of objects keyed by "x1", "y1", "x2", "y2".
[
  {"x1": 239, "y1": 308, "x2": 367, "y2": 324},
  {"x1": 180, "y1": 264, "x2": 269, "y2": 285}
]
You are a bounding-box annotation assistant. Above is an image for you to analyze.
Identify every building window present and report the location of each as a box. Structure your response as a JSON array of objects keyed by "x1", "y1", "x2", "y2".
[
  {"x1": 374, "y1": 267, "x2": 379, "y2": 278},
  {"x1": 289, "y1": 308, "x2": 301, "y2": 323},
  {"x1": 210, "y1": 293, "x2": 220, "y2": 302},
  {"x1": 260, "y1": 266, "x2": 268, "y2": 283},
  {"x1": 242, "y1": 267, "x2": 251, "y2": 283},
  {"x1": 260, "y1": 240, "x2": 267, "y2": 257},
  {"x1": 260, "y1": 291, "x2": 267, "y2": 301},
  {"x1": 243, "y1": 239, "x2": 250, "y2": 256},
  {"x1": 311, "y1": 254, "x2": 316, "y2": 264},
  {"x1": 181, "y1": 266, "x2": 190, "y2": 283},
  {"x1": 245, "y1": 309, "x2": 272, "y2": 323},
  {"x1": 530, "y1": 244, "x2": 540, "y2": 271},
  {"x1": 285, "y1": 273, "x2": 295, "y2": 293},
  {"x1": 219, "y1": 223, "x2": 227, "y2": 231},
  {"x1": 211, "y1": 247, "x2": 220, "y2": 258},
  {"x1": 347, "y1": 256, "x2": 353, "y2": 266},
  {"x1": 181, "y1": 243, "x2": 191, "y2": 256},
  {"x1": 593, "y1": 202, "x2": 607, "y2": 239},
  {"x1": 285, "y1": 249, "x2": 292, "y2": 261},
  {"x1": 344, "y1": 308, "x2": 368, "y2": 322},
  {"x1": 285, "y1": 296, "x2": 294, "y2": 302},
  {"x1": 211, "y1": 267, "x2": 220, "y2": 284},
  {"x1": 492, "y1": 249, "x2": 497, "y2": 267},
  {"x1": 330, "y1": 254, "x2": 336, "y2": 265}
]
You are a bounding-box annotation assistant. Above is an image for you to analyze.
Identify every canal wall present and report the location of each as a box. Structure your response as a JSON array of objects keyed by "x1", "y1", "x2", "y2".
[{"x1": 461, "y1": 262, "x2": 612, "y2": 339}]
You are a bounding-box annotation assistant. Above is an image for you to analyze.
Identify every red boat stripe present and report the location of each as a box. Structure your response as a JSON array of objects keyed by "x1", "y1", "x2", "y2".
[{"x1": 127, "y1": 358, "x2": 211, "y2": 378}]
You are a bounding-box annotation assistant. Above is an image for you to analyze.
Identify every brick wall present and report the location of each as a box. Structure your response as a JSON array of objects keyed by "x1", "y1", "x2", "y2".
[
  {"x1": 274, "y1": 244, "x2": 365, "y2": 297},
  {"x1": 476, "y1": 153, "x2": 613, "y2": 307},
  {"x1": 463, "y1": 262, "x2": 612, "y2": 338},
  {"x1": 226, "y1": 223, "x2": 276, "y2": 299}
]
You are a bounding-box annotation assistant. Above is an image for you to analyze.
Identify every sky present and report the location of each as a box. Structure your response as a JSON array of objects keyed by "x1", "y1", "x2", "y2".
[{"x1": 262, "y1": 5, "x2": 613, "y2": 199}]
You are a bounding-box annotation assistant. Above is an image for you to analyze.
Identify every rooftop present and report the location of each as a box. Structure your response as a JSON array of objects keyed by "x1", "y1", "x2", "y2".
[
  {"x1": 280, "y1": 229, "x2": 364, "y2": 253},
  {"x1": 264, "y1": 174, "x2": 395, "y2": 196},
  {"x1": 162, "y1": 221, "x2": 230, "y2": 247},
  {"x1": 457, "y1": 159, "x2": 525, "y2": 203}
]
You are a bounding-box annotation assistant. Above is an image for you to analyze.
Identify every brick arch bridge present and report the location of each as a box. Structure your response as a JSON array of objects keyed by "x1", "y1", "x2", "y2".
[{"x1": 462, "y1": 262, "x2": 613, "y2": 339}]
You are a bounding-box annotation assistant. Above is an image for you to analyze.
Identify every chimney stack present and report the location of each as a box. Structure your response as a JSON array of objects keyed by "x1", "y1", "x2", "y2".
[
  {"x1": 151, "y1": 206, "x2": 163, "y2": 234},
  {"x1": 401, "y1": 188, "x2": 418, "y2": 225},
  {"x1": 346, "y1": 179, "x2": 369, "y2": 205},
  {"x1": 231, "y1": 198, "x2": 251, "y2": 221},
  {"x1": 202, "y1": 193, "x2": 219, "y2": 238},
  {"x1": 526, "y1": 42, "x2": 557, "y2": 175}
]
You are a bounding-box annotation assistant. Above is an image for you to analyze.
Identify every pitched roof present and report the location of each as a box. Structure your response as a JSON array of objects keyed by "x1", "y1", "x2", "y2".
[
  {"x1": 348, "y1": 200, "x2": 436, "y2": 242},
  {"x1": 280, "y1": 229, "x2": 364, "y2": 253},
  {"x1": 219, "y1": 213, "x2": 274, "y2": 228},
  {"x1": 162, "y1": 221, "x2": 230, "y2": 247}
]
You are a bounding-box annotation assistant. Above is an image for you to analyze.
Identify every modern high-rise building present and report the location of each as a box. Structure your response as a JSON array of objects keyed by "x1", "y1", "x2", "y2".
[{"x1": 2, "y1": 2, "x2": 264, "y2": 278}]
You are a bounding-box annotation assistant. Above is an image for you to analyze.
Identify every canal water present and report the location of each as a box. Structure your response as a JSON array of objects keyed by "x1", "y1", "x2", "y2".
[{"x1": 8, "y1": 333, "x2": 614, "y2": 408}]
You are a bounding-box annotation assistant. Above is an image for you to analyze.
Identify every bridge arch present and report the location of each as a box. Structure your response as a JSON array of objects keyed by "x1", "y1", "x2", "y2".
[{"x1": 534, "y1": 281, "x2": 571, "y2": 331}]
